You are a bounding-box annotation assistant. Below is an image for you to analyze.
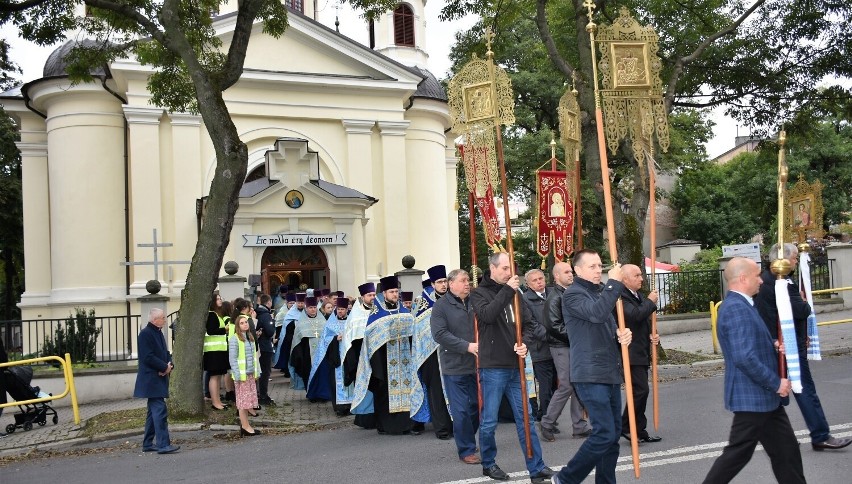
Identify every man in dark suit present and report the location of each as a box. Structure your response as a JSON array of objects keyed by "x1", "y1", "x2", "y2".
[
  {"x1": 521, "y1": 268, "x2": 556, "y2": 425},
  {"x1": 619, "y1": 264, "x2": 662, "y2": 443},
  {"x1": 703, "y1": 257, "x2": 804, "y2": 483},
  {"x1": 134, "y1": 308, "x2": 179, "y2": 454},
  {"x1": 755, "y1": 242, "x2": 851, "y2": 451}
]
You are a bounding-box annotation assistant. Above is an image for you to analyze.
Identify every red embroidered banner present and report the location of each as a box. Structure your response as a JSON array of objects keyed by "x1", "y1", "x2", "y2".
[
  {"x1": 536, "y1": 170, "x2": 574, "y2": 261},
  {"x1": 459, "y1": 145, "x2": 503, "y2": 249}
]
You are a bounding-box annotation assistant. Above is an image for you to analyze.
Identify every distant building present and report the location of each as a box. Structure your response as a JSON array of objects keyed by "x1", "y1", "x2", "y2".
[{"x1": 712, "y1": 135, "x2": 762, "y2": 165}]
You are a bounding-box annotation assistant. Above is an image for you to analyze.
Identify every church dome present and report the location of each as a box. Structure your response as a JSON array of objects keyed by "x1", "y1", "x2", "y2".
[
  {"x1": 43, "y1": 39, "x2": 112, "y2": 78},
  {"x1": 411, "y1": 67, "x2": 447, "y2": 102}
]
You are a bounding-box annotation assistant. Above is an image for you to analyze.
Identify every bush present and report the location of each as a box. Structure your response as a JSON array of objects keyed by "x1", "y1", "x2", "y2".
[{"x1": 41, "y1": 308, "x2": 101, "y2": 363}]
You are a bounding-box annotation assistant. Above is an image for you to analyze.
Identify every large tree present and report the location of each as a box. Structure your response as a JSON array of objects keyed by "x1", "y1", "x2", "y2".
[
  {"x1": 0, "y1": 0, "x2": 396, "y2": 416},
  {"x1": 442, "y1": 0, "x2": 852, "y2": 264},
  {"x1": 0, "y1": 39, "x2": 23, "y2": 324}
]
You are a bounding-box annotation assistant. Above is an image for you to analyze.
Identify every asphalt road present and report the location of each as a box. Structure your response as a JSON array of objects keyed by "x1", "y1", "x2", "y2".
[{"x1": 4, "y1": 354, "x2": 851, "y2": 484}]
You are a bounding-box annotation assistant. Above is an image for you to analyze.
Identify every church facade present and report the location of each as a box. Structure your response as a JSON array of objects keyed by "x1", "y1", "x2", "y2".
[{"x1": 2, "y1": 2, "x2": 461, "y2": 320}]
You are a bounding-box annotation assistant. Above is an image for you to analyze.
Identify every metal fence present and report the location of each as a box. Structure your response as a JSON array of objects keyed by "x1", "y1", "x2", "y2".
[
  {"x1": 644, "y1": 258, "x2": 834, "y2": 315},
  {"x1": 0, "y1": 314, "x2": 142, "y2": 363}
]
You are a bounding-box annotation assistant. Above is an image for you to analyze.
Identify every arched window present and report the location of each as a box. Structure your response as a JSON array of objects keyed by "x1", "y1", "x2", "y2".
[
  {"x1": 393, "y1": 4, "x2": 415, "y2": 47},
  {"x1": 284, "y1": 0, "x2": 304, "y2": 13}
]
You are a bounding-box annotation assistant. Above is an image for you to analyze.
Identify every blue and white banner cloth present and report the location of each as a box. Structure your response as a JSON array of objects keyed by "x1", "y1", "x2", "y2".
[
  {"x1": 799, "y1": 252, "x2": 822, "y2": 360},
  {"x1": 410, "y1": 287, "x2": 440, "y2": 422},
  {"x1": 775, "y1": 279, "x2": 802, "y2": 393}
]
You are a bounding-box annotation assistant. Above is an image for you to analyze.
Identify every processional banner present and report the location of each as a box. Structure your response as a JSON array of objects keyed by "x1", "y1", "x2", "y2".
[
  {"x1": 459, "y1": 144, "x2": 502, "y2": 248},
  {"x1": 536, "y1": 170, "x2": 574, "y2": 262}
]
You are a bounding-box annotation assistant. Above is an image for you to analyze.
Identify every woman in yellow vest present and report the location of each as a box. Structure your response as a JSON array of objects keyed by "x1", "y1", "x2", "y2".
[
  {"x1": 229, "y1": 311, "x2": 261, "y2": 436},
  {"x1": 204, "y1": 293, "x2": 230, "y2": 410}
]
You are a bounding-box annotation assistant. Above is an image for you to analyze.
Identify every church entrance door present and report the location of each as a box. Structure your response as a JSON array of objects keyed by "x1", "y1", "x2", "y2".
[{"x1": 260, "y1": 245, "x2": 329, "y2": 295}]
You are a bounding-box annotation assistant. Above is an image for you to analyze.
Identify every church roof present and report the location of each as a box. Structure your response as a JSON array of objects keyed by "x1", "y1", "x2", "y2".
[
  {"x1": 42, "y1": 39, "x2": 112, "y2": 78},
  {"x1": 239, "y1": 177, "x2": 377, "y2": 205},
  {"x1": 410, "y1": 67, "x2": 447, "y2": 102},
  {"x1": 311, "y1": 179, "x2": 377, "y2": 203},
  {"x1": 0, "y1": 85, "x2": 22, "y2": 99}
]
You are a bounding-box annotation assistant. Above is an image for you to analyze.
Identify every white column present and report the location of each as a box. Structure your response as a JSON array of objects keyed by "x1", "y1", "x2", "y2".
[
  {"x1": 124, "y1": 106, "x2": 164, "y2": 292},
  {"x1": 169, "y1": 113, "x2": 203, "y2": 288},
  {"x1": 446, "y1": 142, "x2": 461, "y2": 269},
  {"x1": 378, "y1": 121, "x2": 410, "y2": 271},
  {"x1": 342, "y1": 119, "x2": 379, "y2": 281},
  {"x1": 18, "y1": 141, "x2": 51, "y2": 307}
]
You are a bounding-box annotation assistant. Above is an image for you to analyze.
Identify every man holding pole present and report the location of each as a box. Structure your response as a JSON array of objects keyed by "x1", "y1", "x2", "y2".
[
  {"x1": 471, "y1": 252, "x2": 554, "y2": 483},
  {"x1": 619, "y1": 264, "x2": 662, "y2": 443},
  {"x1": 552, "y1": 249, "x2": 631, "y2": 484}
]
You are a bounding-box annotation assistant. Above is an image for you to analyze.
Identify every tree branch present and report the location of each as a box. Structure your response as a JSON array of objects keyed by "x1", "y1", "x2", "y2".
[
  {"x1": 218, "y1": 0, "x2": 265, "y2": 90},
  {"x1": 534, "y1": 0, "x2": 575, "y2": 80},
  {"x1": 664, "y1": 0, "x2": 768, "y2": 111},
  {"x1": 0, "y1": 0, "x2": 51, "y2": 13},
  {"x1": 84, "y1": 0, "x2": 164, "y2": 43}
]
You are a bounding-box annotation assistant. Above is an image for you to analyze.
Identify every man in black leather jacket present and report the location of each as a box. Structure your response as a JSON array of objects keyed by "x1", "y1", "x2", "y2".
[{"x1": 539, "y1": 261, "x2": 591, "y2": 442}]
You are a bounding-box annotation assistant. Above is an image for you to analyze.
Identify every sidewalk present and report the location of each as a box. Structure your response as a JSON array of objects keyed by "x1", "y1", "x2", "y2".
[{"x1": 2, "y1": 308, "x2": 850, "y2": 457}]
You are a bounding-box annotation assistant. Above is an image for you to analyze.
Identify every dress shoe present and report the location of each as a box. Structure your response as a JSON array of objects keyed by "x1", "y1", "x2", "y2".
[
  {"x1": 539, "y1": 423, "x2": 556, "y2": 442},
  {"x1": 240, "y1": 427, "x2": 260, "y2": 437},
  {"x1": 812, "y1": 436, "x2": 852, "y2": 451},
  {"x1": 572, "y1": 429, "x2": 592, "y2": 439},
  {"x1": 211, "y1": 404, "x2": 228, "y2": 411},
  {"x1": 410, "y1": 423, "x2": 425, "y2": 435},
  {"x1": 258, "y1": 397, "x2": 275, "y2": 406},
  {"x1": 157, "y1": 444, "x2": 180, "y2": 454},
  {"x1": 482, "y1": 464, "x2": 510, "y2": 481},
  {"x1": 437, "y1": 433, "x2": 453, "y2": 440},
  {"x1": 460, "y1": 454, "x2": 481, "y2": 465},
  {"x1": 142, "y1": 446, "x2": 157, "y2": 452},
  {"x1": 638, "y1": 433, "x2": 662, "y2": 443},
  {"x1": 530, "y1": 467, "x2": 555, "y2": 484},
  {"x1": 550, "y1": 426, "x2": 561, "y2": 434}
]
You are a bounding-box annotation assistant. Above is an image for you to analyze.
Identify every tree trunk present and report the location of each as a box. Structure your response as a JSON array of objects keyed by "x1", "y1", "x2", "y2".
[{"x1": 169, "y1": 89, "x2": 248, "y2": 417}]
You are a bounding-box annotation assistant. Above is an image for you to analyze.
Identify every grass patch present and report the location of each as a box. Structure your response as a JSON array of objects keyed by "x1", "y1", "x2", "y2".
[
  {"x1": 83, "y1": 408, "x2": 147, "y2": 438},
  {"x1": 659, "y1": 348, "x2": 719, "y2": 365}
]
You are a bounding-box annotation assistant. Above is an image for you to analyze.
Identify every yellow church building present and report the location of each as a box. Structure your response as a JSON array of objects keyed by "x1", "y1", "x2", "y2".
[{"x1": 1, "y1": 1, "x2": 461, "y2": 321}]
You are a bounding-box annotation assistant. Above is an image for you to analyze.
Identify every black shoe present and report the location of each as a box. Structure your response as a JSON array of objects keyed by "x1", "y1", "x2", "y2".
[
  {"x1": 621, "y1": 432, "x2": 631, "y2": 441},
  {"x1": 211, "y1": 404, "x2": 228, "y2": 411},
  {"x1": 240, "y1": 427, "x2": 260, "y2": 437},
  {"x1": 812, "y1": 436, "x2": 852, "y2": 451},
  {"x1": 539, "y1": 423, "x2": 555, "y2": 442},
  {"x1": 410, "y1": 423, "x2": 425, "y2": 435},
  {"x1": 550, "y1": 425, "x2": 561, "y2": 434},
  {"x1": 530, "y1": 467, "x2": 555, "y2": 483},
  {"x1": 258, "y1": 397, "x2": 275, "y2": 405},
  {"x1": 482, "y1": 464, "x2": 509, "y2": 481},
  {"x1": 572, "y1": 429, "x2": 592, "y2": 439},
  {"x1": 436, "y1": 433, "x2": 453, "y2": 440},
  {"x1": 638, "y1": 433, "x2": 662, "y2": 443}
]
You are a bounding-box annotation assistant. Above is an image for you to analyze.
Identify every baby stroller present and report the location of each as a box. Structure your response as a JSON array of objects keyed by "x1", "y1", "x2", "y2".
[{"x1": 2, "y1": 365, "x2": 58, "y2": 433}]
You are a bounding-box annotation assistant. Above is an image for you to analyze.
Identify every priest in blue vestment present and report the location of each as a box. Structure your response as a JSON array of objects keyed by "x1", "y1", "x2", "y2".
[
  {"x1": 351, "y1": 275, "x2": 416, "y2": 435},
  {"x1": 307, "y1": 297, "x2": 353, "y2": 415},
  {"x1": 410, "y1": 265, "x2": 454, "y2": 440},
  {"x1": 272, "y1": 292, "x2": 305, "y2": 375},
  {"x1": 343, "y1": 282, "x2": 378, "y2": 429},
  {"x1": 288, "y1": 296, "x2": 325, "y2": 391}
]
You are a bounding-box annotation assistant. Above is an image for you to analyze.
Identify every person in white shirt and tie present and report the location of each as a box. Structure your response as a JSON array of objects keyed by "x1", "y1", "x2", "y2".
[{"x1": 619, "y1": 264, "x2": 662, "y2": 443}]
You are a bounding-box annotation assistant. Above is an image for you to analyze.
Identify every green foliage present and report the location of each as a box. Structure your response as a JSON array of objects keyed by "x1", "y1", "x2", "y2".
[
  {"x1": 41, "y1": 308, "x2": 102, "y2": 364},
  {"x1": 0, "y1": 40, "x2": 23, "y2": 319}
]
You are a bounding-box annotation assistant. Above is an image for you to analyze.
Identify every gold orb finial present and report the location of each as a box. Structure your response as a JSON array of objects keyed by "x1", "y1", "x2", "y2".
[
  {"x1": 770, "y1": 258, "x2": 792, "y2": 278},
  {"x1": 797, "y1": 242, "x2": 811, "y2": 254}
]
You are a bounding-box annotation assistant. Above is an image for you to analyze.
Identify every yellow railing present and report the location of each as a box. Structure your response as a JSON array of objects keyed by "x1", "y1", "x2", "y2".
[
  {"x1": 0, "y1": 353, "x2": 81, "y2": 425},
  {"x1": 709, "y1": 301, "x2": 722, "y2": 354}
]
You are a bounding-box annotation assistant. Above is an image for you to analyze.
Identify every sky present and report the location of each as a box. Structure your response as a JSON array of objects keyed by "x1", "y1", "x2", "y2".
[{"x1": 0, "y1": 1, "x2": 740, "y2": 157}]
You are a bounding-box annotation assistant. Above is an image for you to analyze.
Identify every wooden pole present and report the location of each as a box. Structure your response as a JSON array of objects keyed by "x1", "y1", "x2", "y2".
[
  {"x1": 575, "y1": 147, "x2": 583, "y2": 249},
  {"x1": 469, "y1": 190, "x2": 484, "y2": 416},
  {"x1": 483, "y1": 30, "x2": 532, "y2": 458},
  {"x1": 495, "y1": 126, "x2": 532, "y2": 458},
  {"x1": 648, "y1": 146, "x2": 660, "y2": 431},
  {"x1": 585, "y1": 3, "x2": 640, "y2": 476}
]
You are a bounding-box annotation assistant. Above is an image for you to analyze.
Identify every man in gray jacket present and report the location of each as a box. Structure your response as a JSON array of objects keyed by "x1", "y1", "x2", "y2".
[
  {"x1": 430, "y1": 269, "x2": 480, "y2": 465},
  {"x1": 521, "y1": 269, "x2": 556, "y2": 424},
  {"x1": 539, "y1": 261, "x2": 591, "y2": 442},
  {"x1": 552, "y1": 249, "x2": 632, "y2": 484}
]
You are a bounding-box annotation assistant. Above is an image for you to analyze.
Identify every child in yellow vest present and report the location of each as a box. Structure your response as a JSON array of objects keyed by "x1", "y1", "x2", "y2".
[{"x1": 229, "y1": 312, "x2": 261, "y2": 436}]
